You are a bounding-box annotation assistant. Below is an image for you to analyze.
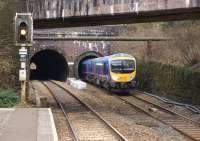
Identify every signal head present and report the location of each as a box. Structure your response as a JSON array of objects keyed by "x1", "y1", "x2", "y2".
[{"x1": 15, "y1": 13, "x2": 33, "y2": 46}]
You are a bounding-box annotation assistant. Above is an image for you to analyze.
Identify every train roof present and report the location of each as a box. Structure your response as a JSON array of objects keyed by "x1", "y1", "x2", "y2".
[
  {"x1": 110, "y1": 53, "x2": 134, "y2": 58},
  {"x1": 82, "y1": 53, "x2": 135, "y2": 64}
]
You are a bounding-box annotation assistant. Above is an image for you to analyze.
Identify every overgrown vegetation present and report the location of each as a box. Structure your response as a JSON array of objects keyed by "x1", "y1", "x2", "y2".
[
  {"x1": 111, "y1": 21, "x2": 200, "y2": 105},
  {"x1": 0, "y1": 58, "x2": 19, "y2": 89},
  {"x1": 167, "y1": 21, "x2": 200, "y2": 67},
  {"x1": 137, "y1": 61, "x2": 200, "y2": 105},
  {"x1": 0, "y1": 89, "x2": 19, "y2": 107}
]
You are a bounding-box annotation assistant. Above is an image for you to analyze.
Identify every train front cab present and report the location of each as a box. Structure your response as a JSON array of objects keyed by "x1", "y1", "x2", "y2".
[{"x1": 108, "y1": 56, "x2": 137, "y2": 90}]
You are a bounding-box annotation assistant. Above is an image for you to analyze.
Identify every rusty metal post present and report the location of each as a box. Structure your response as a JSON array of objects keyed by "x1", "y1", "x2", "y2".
[{"x1": 21, "y1": 81, "x2": 27, "y2": 104}]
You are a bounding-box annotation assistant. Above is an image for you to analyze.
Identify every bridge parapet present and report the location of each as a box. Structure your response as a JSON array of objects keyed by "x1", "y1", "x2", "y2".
[{"x1": 28, "y1": 0, "x2": 200, "y2": 19}]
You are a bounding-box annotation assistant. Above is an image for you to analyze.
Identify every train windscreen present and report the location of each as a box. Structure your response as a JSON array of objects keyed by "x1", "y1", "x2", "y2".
[{"x1": 111, "y1": 60, "x2": 135, "y2": 73}]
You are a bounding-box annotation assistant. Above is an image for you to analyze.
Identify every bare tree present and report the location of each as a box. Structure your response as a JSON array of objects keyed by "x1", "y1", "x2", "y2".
[{"x1": 172, "y1": 26, "x2": 200, "y2": 66}]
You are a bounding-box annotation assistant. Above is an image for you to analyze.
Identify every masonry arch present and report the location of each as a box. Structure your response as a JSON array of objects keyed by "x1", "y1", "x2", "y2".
[
  {"x1": 75, "y1": 51, "x2": 103, "y2": 79},
  {"x1": 30, "y1": 49, "x2": 68, "y2": 81}
]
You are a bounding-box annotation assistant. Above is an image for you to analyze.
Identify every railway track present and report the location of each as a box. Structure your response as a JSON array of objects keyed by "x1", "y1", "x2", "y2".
[
  {"x1": 132, "y1": 91, "x2": 200, "y2": 124},
  {"x1": 43, "y1": 80, "x2": 200, "y2": 140},
  {"x1": 42, "y1": 81, "x2": 128, "y2": 141},
  {"x1": 134, "y1": 90, "x2": 200, "y2": 114},
  {"x1": 115, "y1": 92, "x2": 200, "y2": 141}
]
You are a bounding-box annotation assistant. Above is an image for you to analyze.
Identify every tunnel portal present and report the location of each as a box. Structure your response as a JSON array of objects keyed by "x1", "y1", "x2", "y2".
[
  {"x1": 30, "y1": 49, "x2": 68, "y2": 81},
  {"x1": 75, "y1": 51, "x2": 102, "y2": 79}
]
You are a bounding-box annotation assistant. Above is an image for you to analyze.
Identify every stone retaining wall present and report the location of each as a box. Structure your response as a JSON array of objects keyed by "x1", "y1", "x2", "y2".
[{"x1": 0, "y1": 0, "x2": 26, "y2": 89}]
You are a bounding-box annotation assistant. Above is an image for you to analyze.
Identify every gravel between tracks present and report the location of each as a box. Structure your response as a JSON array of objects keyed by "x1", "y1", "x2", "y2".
[
  {"x1": 56, "y1": 81, "x2": 191, "y2": 141},
  {"x1": 31, "y1": 81, "x2": 73, "y2": 141},
  {"x1": 47, "y1": 81, "x2": 121, "y2": 141},
  {"x1": 133, "y1": 91, "x2": 200, "y2": 123}
]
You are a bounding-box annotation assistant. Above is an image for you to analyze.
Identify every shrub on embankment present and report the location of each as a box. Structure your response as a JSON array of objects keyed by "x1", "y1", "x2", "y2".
[
  {"x1": 0, "y1": 89, "x2": 19, "y2": 107},
  {"x1": 137, "y1": 61, "x2": 200, "y2": 105}
]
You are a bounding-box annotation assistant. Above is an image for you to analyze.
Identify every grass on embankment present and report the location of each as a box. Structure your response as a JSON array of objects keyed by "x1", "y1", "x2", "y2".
[{"x1": 0, "y1": 89, "x2": 19, "y2": 107}]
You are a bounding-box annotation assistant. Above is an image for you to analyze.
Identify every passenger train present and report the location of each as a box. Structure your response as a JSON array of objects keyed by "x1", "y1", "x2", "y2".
[{"x1": 81, "y1": 53, "x2": 137, "y2": 90}]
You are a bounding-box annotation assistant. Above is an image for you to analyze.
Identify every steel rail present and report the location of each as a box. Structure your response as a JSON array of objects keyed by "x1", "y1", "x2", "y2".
[
  {"x1": 50, "y1": 80, "x2": 128, "y2": 141},
  {"x1": 135, "y1": 90, "x2": 200, "y2": 114},
  {"x1": 40, "y1": 81, "x2": 80, "y2": 141},
  {"x1": 131, "y1": 91, "x2": 200, "y2": 126},
  {"x1": 115, "y1": 95, "x2": 199, "y2": 141},
  {"x1": 72, "y1": 82, "x2": 200, "y2": 140},
  {"x1": 60, "y1": 81, "x2": 199, "y2": 140}
]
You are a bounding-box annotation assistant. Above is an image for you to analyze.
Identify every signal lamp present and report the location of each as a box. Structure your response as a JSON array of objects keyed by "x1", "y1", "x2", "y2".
[
  {"x1": 15, "y1": 13, "x2": 33, "y2": 45},
  {"x1": 20, "y1": 29, "x2": 27, "y2": 36},
  {"x1": 19, "y1": 22, "x2": 28, "y2": 42}
]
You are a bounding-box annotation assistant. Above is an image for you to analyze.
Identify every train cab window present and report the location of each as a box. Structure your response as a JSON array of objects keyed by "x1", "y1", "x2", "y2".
[{"x1": 111, "y1": 60, "x2": 135, "y2": 73}]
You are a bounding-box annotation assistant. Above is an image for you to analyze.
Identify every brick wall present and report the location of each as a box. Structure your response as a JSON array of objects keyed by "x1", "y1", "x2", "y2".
[{"x1": 0, "y1": 0, "x2": 26, "y2": 89}]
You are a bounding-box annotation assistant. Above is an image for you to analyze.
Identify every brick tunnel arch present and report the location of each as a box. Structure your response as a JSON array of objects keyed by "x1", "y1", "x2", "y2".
[
  {"x1": 75, "y1": 51, "x2": 103, "y2": 79},
  {"x1": 30, "y1": 49, "x2": 68, "y2": 81}
]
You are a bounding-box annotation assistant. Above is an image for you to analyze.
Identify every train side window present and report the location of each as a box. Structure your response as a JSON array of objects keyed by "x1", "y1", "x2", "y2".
[
  {"x1": 103, "y1": 62, "x2": 107, "y2": 74},
  {"x1": 90, "y1": 62, "x2": 92, "y2": 72},
  {"x1": 83, "y1": 64, "x2": 85, "y2": 72},
  {"x1": 87, "y1": 64, "x2": 89, "y2": 72},
  {"x1": 95, "y1": 63, "x2": 98, "y2": 74},
  {"x1": 93, "y1": 62, "x2": 95, "y2": 73},
  {"x1": 96, "y1": 66, "x2": 99, "y2": 74}
]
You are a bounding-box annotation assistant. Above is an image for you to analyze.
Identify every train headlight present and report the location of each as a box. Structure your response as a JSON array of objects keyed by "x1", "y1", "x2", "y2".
[
  {"x1": 130, "y1": 75, "x2": 135, "y2": 81},
  {"x1": 112, "y1": 75, "x2": 118, "y2": 81}
]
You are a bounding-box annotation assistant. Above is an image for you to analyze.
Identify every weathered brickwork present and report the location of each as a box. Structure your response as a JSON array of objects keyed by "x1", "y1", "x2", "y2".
[
  {"x1": 28, "y1": 0, "x2": 200, "y2": 19},
  {"x1": 31, "y1": 28, "x2": 113, "y2": 77},
  {"x1": 26, "y1": 0, "x2": 200, "y2": 76},
  {"x1": 0, "y1": 0, "x2": 25, "y2": 50},
  {"x1": 0, "y1": 0, "x2": 26, "y2": 88}
]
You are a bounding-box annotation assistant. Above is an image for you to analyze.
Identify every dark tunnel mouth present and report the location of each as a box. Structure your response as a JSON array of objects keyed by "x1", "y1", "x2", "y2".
[
  {"x1": 30, "y1": 49, "x2": 68, "y2": 81},
  {"x1": 78, "y1": 55, "x2": 99, "y2": 79}
]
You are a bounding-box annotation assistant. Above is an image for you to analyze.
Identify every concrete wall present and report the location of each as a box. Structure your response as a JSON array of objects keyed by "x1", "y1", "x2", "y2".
[{"x1": 28, "y1": 0, "x2": 200, "y2": 19}]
